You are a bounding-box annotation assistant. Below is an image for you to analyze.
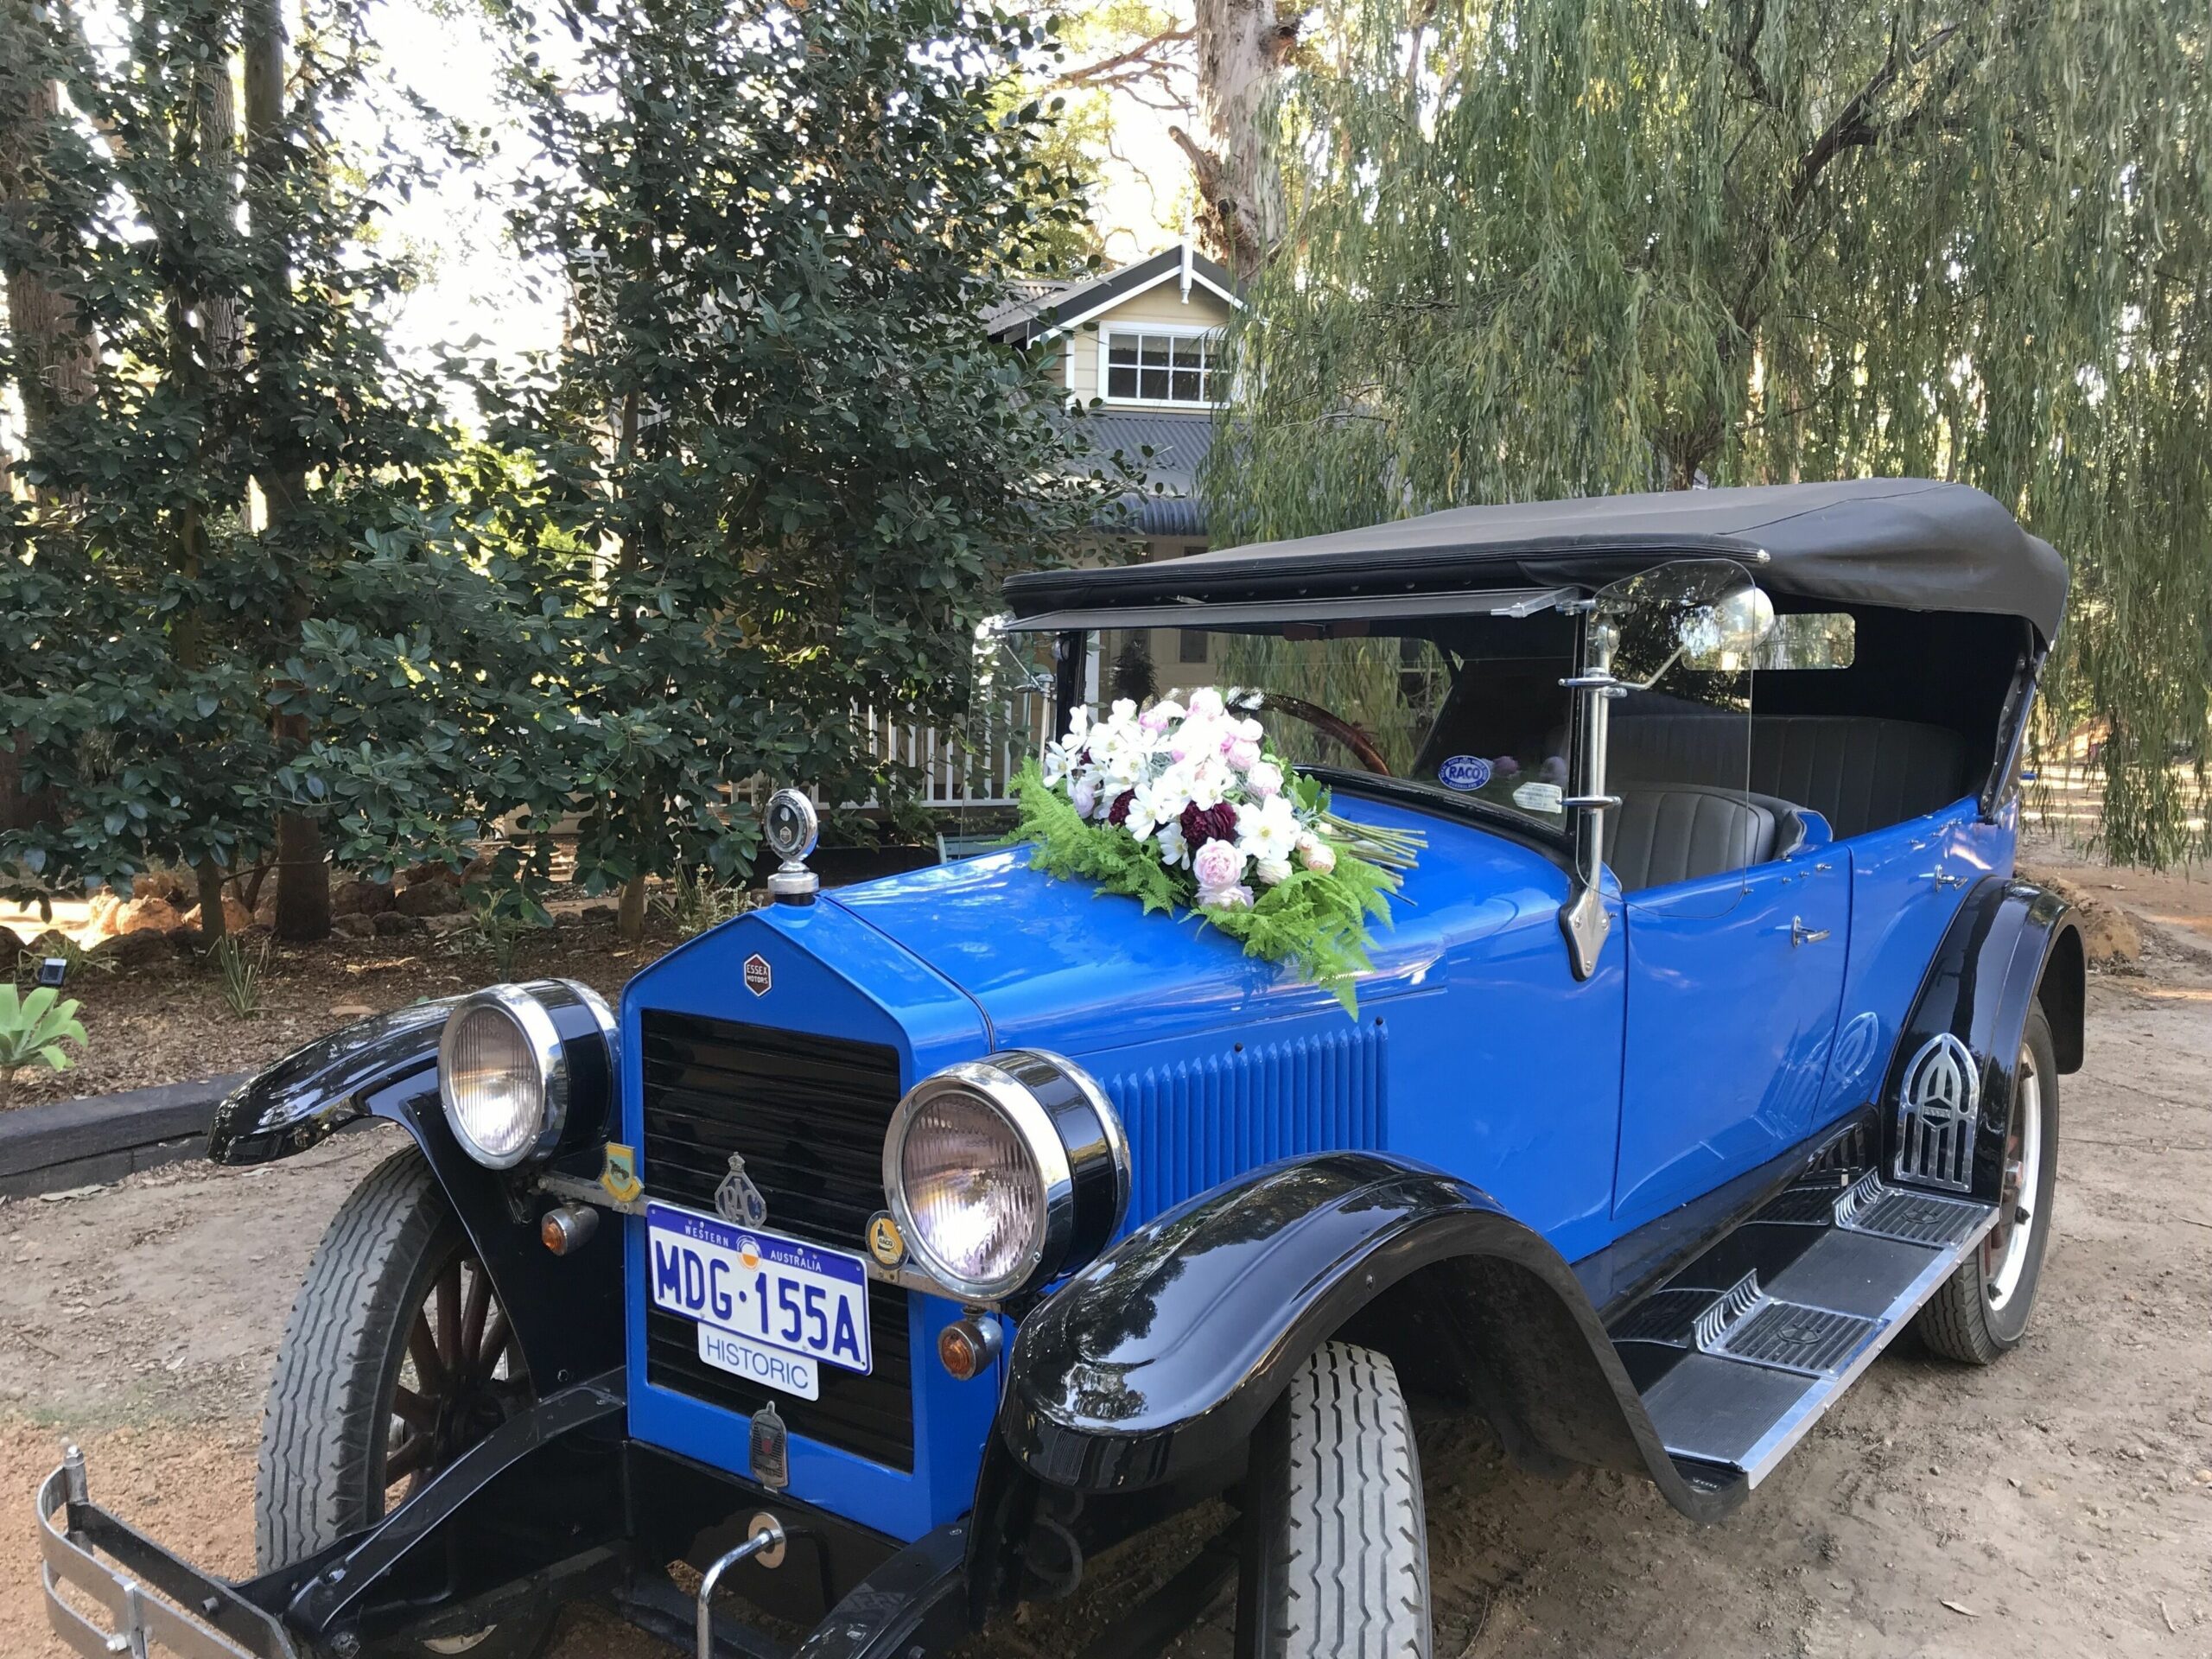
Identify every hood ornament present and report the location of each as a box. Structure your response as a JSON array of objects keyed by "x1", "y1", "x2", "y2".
[
  {"x1": 763, "y1": 787, "x2": 819, "y2": 906},
  {"x1": 715, "y1": 1153, "x2": 769, "y2": 1227}
]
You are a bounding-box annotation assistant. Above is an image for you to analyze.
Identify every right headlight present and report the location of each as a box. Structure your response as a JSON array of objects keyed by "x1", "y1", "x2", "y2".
[
  {"x1": 882, "y1": 1050, "x2": 1128, "y2": 1303},
  {"x1": 438, "y1": 980, "x2": 617, "y2": 1169}
]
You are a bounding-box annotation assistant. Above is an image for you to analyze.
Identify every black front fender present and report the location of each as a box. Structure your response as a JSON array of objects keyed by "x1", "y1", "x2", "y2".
[
  {"x1": 997, "y1": 1151, "x2": 1739, "y2": 1520},
  {"x1": 206, "y1": 995, "x2": 622, "y2": 1390}
]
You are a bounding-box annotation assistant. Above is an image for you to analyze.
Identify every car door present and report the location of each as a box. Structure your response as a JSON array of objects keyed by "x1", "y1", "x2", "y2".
[
  {"x1": 1611, "y1": 847, "x2": 1850, "y2": 1231},
  {"x1": 1590, "y1": 560, "x2": 1850, "y2": 1233}
]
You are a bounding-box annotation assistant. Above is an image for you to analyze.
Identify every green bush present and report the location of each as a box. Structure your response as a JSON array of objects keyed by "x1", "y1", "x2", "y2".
[{"x1": 0, "y1": 984, "x2": 88, "y2": 1109}]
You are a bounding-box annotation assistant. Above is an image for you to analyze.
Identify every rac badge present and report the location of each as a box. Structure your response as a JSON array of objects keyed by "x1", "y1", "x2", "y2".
[
  {"x1": 743, "y1": 953, "x2": 772, "y2": 996},
  {"x1": 714, "y1": 1152, "x2": 769, "y2": 1228},
  {"x1": 599, "y1": 1143, "x2": 644, "y2": 1206},
  {"x1": 866, "y1": 1211, "x2": 906, "y2": 1270}
]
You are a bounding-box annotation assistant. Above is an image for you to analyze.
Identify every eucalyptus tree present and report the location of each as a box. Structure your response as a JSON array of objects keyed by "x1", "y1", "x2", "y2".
[
  {"x1": 492, "y1": 0, "x2": 1127, "y2": 935},
  {"x1": 1207, "y1": 0, "x2": 2212, "y2": 865}
]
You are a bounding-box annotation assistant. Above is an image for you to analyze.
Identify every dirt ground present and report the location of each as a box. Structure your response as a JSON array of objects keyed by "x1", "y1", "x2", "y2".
[{"x1": 2, "y1": 853, "x2": 2208, "y2": 1658}]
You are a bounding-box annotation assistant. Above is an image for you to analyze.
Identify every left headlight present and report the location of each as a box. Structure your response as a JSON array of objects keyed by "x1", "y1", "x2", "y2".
[
  {"x1": 439, "y1": 980, "x2": 619, "y2": 1169},
  {"x1": 882, "y1": 1050, "x2": 1128, "y2": 1303}
]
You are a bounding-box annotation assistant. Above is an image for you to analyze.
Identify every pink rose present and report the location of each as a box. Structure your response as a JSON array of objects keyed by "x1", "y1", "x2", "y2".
[
  {"x1": 1255, "y1": 857, "x2": 1293, "y2": 887},
  {"x1": 1070, "y1": 779, "x2": 1097, "y2": 818},
  {"x1": 1247, "y1": 760, "x2": 1283, "y2": 799},
  {"x1": 1186, "y1": 687, "x2": 1225, "y2": 720},
  {"x1": 1300, "y1": 837, "x2": 1338, "y2": 875},
  {"x1": 1226, "y1": 737, "x2": 1261, "y2": 770},
  {"x1": 1199, "y1": 881, "x2": 1254, "y2": 911},
  {"x1": 1191, "y1": 837, "x2": 1244, "y2": 892}
]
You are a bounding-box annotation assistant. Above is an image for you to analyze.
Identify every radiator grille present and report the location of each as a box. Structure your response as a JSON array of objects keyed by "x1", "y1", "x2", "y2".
[
  {"x1": 639, "y1": 1010, "x2": 914, "y2": 1471},
  {"x1": 1102, "y1": 1023, "x2": 1386, "y2": 1227}
]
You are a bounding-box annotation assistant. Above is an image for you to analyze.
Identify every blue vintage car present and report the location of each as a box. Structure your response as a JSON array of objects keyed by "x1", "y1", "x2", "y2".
[{"x1": 38, "y1": 479, "x2": 2083, "y2": 1659}]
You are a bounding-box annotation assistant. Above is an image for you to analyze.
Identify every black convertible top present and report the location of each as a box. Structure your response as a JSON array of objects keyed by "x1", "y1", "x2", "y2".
[{"x1": 1007, "y1": 478, "x2": 2069, "y2": 642}]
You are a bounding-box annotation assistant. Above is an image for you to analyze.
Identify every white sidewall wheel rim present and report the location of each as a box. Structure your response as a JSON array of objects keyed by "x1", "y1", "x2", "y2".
[{"x1": 1987, "y1": 1046, "x2": 2043, "y2": 1313}]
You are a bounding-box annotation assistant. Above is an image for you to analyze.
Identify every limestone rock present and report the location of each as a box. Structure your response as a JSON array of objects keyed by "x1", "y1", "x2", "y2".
[
  {"x1": 177, "y1": 896, "x2": 254, "y2": 936},
  {"x1": 108, "y1": 894, "x2": 184, "y2": 937},
  {"x1": 331, "y1": 913, "x2": 378, "y2": 939},
  {"x1": 372, "y1": 911, "x2": 428, "y2": 938},
  {"x1": 331, "y1": 878, "x2": 397, "y2": 918},
  {"x1": 395, "y1": 879, "x2": 465, "y2": 918}
]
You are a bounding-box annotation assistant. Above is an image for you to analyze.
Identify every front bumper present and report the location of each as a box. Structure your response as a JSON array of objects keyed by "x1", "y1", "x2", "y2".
[{"x1": 35, "y1": 1432, "x2": 974, "y2": 1659}]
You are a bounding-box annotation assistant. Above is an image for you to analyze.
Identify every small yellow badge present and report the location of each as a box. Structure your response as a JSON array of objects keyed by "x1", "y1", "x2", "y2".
[
  {"x1": 866, "y1": 1211, "x2": 906, "y2": 1269},
  {"x1": 600, "y1": 1143, "x2": 644, "y2": 1205}
]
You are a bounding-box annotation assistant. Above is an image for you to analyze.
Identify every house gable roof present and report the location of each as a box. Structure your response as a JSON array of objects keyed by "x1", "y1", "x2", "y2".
[{"x1": 987, "y1": 243, "x2": 1241, "y2": 346}]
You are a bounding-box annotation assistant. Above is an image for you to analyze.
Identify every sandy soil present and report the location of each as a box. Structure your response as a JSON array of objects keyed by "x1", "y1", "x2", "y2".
[{"x1": 3, "y1": 882, "x2": 2207, "y2": 1658}]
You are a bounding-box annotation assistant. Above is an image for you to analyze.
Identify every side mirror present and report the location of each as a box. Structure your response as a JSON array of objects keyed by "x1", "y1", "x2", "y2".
[{"x1": 1680, "y1": 587, "x2": 1776, "y2": 660}]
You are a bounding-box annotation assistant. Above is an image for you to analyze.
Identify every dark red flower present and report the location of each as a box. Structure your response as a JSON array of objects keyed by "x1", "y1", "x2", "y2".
[
  {"x1": 1180, "y1": 801, "x2": 1237, "y2": 846},
  {"x1": 1107, "y1": 790, "x2": 1135, "y2": 827}
]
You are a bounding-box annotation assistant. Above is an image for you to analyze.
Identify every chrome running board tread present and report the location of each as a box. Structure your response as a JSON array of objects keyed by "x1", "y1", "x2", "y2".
[{"x1": 1608, "y1": 1166, "x2": 1996, "y2": 1489}]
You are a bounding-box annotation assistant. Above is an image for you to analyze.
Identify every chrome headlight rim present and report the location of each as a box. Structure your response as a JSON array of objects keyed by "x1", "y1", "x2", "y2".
[
  {"x1": 438, "y1": 983, "x2": 570, "y2": 1170},
  {"x1": 883, "y1": 1059, "x2": 1072, "y2": 1302},
  {"x1": 882, "y1": 1050, "x2": 1128, "y2": 1304}
]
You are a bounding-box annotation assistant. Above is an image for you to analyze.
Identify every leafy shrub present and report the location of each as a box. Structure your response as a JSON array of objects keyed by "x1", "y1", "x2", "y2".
[{"x1": 0, "y1": 985, "x2": 88, "y2": 1109}]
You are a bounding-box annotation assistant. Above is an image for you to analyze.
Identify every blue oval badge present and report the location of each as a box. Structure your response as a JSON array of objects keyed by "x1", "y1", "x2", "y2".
[{"x1": 1439, "y1": 754, "x2": 1493, "y2": 791}]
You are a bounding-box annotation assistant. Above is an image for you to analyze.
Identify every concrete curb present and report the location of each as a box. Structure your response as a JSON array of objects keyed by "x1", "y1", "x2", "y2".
[{"x1": 0, "y1": 1071, "x2": 248, "y2": 1198}]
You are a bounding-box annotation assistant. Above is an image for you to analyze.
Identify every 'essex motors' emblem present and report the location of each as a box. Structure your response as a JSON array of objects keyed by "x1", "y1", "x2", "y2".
[
  {"x1": 1895, "y1": 1032, "x2": 1980, "y2": 1192},
  {"x1": 714, "y1": 1153, "x2": 769, "y2": 1227},
  {"x1": 743, "y1": 953, "x2": 772, "y2": 996}
]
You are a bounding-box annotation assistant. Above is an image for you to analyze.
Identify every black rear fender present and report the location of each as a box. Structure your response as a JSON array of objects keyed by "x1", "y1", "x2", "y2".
[
  {"x1": 205, "y1": 987, "x2": 623, "y2": 1389},
  {"x1": 994, "y1": 1152, "x2": 1732, "y2": 1522}
]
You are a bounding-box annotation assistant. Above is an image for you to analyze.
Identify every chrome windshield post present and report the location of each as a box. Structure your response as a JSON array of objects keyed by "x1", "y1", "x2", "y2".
[{"x1": 1558, "y1": 613, "x2": 1623, "y2": 980}]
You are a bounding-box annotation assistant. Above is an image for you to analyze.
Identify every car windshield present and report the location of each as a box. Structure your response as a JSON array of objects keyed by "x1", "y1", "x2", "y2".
[{"x1": 1086, "y1": 611, "x2": 1577, "y2": 835}]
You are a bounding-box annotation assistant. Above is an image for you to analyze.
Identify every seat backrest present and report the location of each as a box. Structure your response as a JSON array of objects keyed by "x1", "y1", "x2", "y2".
[
  {"x1": 1608, "y1": 785, "x2": 1804, "y2": 894},
  {"x1": 1610, "y1": 715, "x2": 1971, "y2": 839}
]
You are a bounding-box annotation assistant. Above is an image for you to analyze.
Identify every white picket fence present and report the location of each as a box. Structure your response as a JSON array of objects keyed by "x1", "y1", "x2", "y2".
[{"x1": 740, "y1": 689, "x2": 1054, "y2": 812}]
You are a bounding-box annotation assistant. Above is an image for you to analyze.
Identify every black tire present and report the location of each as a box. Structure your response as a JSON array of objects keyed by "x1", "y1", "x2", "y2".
[
  {"x1": 1914, "y1": 1003, "x2": 2060, "y2": 1364},
  {"x1": 1237, "y1": 1341, "x2": 1430, "y2": 1659},
  {"x1": 258, "y1": 1146, "x2": 550, "y2": 1659}
]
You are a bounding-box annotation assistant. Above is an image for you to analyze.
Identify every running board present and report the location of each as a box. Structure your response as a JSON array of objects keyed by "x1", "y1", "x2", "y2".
[{"x1": 1609, "y1": 1168, "x2": 1995, "y2": 1489}]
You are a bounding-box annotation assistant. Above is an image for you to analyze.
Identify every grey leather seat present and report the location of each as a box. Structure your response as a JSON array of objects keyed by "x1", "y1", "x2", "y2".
[
  {"x1": 1610, "y1": 715, "x2": 1971, "y2": 839},
  {"x1": 1608, "y1": 785, "x2": 1808, "y2": 893}
]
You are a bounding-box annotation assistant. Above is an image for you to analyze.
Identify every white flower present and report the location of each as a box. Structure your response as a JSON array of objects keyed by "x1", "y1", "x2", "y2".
[
  {"x1": 1154, "y1": 820, "x2": 1190, "y2": 868},
  {"x1": 1247, "y1": 760, "x2": 1284, "y2": 799},
  {"x1": 1179, "y1": 755, "x2": 1233, "y2": 811},
  {"x1": 1110, "y1": 697, "x2": 1137, "y2": 722},
  {"x1": 1139, "y1": 699, "x2": 1183, "y2": 734},
  {"x1": 1236, "y1": 715, "x2": 1263, "y2": 741},
  {"x1": 1191, "y1": 836, "x2": 1245, "y2": 892},
  {"x1": 1185, "y1": 686, "x2": 1225, "y2": 720},
  {"x1": 1255, "y1": 856, "x2": 1294, "y2": 887},
  {"x1": 1199, "y1": 881, "x2": 1254, "y2": 911},
  {"x1": 1226, "y1": 737, "x2": 1261, "y2": 771},
  {"x1": 1235, "y1": 795, "x2": 1303, "y2": 866}
]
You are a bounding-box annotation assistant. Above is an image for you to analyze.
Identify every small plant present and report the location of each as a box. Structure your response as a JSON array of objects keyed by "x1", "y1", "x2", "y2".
[
  {"x1": 212, "y1": 935, "x2": 270, "y2": 1019},
  {"x1": 18, "y1": 932, "x2": 115, "y2": 983},
  {"x1": 465, "y1": 891, "x2": 544, "y2": 979},
  {"x1": 0, "y1": 984, "x2": 88, "y2": 1109},
  {"x1": 655, "y1": 867, "x2": 754, "y2": 940}
]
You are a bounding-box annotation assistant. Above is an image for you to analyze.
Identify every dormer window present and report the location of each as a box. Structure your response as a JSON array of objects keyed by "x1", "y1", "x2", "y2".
[{"x1": 1104, "y1": 327, "x2": 1219, "y2": 407}]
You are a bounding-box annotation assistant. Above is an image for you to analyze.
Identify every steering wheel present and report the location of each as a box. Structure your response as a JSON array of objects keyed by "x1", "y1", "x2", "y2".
[{"x1": 1261, "y1": 695, "x2": 1395, "y2": 777}]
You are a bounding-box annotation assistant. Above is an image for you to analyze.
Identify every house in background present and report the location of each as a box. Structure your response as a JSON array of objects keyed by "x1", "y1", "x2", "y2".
[{"x1": 987, "y1": 240, "x2": 1243, "y2": 701}]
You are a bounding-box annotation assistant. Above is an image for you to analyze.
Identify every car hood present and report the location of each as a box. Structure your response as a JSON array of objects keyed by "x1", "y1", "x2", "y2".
[{"x1": 830, "y1": 797, "x2": 1571, "y2": 1056}]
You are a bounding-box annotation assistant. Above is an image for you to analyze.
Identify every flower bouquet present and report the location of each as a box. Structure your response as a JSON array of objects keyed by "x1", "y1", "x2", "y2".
[{"x1": 1007, "y1": 689, "x2": 1423, "y2": 1012}]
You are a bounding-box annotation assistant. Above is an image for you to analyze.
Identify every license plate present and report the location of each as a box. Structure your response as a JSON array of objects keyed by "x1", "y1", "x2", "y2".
[{"x1": 646, "y1": 1203, "x2": 872, "y2": 1402}]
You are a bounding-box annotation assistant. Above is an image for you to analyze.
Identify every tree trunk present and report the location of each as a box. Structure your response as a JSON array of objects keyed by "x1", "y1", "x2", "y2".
[
  {"x1": 0, "y1": 0, "x2": 95, "y2": 461},
  {"x1": 618, "y1": 874, "x2": 648, "y2": 944},
  {"x1": 1173, "y1": 0, "x2": 1295, "y2": 281},
  {"x1": 244, "y1": 0, "x2": 329, "y2": 938},
  {"x1": 194, "y1": 860, "x2": 230, "y2": 944}
]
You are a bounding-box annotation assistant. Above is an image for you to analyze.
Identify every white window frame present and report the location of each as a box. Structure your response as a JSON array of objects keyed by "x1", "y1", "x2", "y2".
[{"x1": 1099, "y1": 321, "x2": 1224, "y2": 410}]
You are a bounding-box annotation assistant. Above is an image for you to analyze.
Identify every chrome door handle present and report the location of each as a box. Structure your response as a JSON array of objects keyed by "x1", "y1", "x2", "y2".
[
  {"x1": 1789, "y1": 917, "x2": 1831, "y2": 946},
  {"x1": 1922, "y1": 869, "x2": 1967, "y2": 888}
]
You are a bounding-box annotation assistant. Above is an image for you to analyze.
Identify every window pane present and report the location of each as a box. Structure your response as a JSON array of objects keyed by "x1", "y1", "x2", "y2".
[
  {"x1": 1179, "y1": 629, "x2": 1210, "y2": 664},
  {"x1": 1108, "y1": 337, "x2": 1138, "y2": 366},
  {"x1": 1107, "y1": 363, "x2": 1137, "y2": 397},
  {"x1": 1171, "y1": 365, "x2": 1201, "y2": 400},
  {"x1": 1141, "y1": 365, "x2": 1171, "y2": 399},
  {"x1": 1140, "y1": 335, "x2": 1171, "y2": 368}
]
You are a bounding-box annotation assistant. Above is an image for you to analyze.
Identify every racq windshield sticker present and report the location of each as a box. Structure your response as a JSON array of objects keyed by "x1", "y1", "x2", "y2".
[{"x1": 1439, "y1": 755, "x2": 1494, "y2": 791}]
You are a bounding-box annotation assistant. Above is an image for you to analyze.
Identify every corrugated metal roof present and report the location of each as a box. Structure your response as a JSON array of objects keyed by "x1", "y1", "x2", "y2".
[{"x1": 1067, "y1": 411, "x2": 1215, "y2": 539}]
